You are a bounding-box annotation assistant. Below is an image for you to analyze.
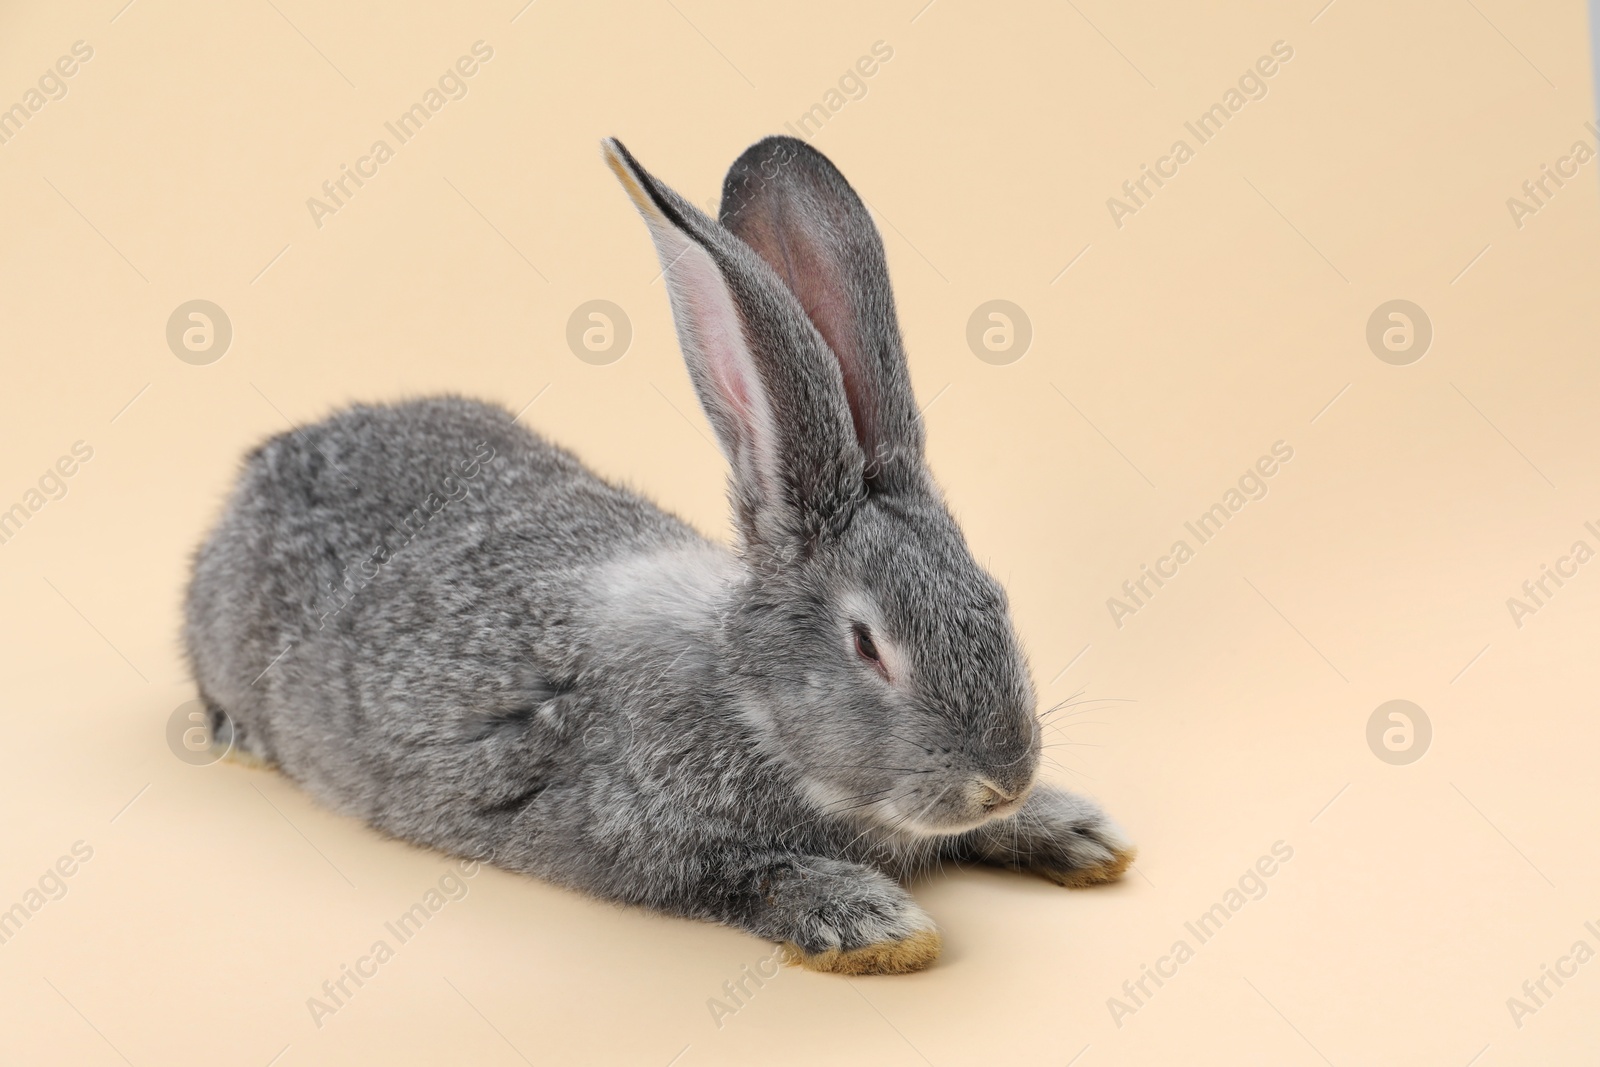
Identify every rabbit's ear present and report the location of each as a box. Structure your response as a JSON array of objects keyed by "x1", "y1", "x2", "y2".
[
  {"x1": 603, "y1": 138, "x2": 863, "y2": 549},
  {"x1": 718, "y1": 137, "x2": 924, "y2": 493}
]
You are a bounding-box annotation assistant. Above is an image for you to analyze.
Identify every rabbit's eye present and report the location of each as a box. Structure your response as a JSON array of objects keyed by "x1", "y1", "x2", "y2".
[{"x1": 853, "y1": 623, "x2": 886, "y2": 675}]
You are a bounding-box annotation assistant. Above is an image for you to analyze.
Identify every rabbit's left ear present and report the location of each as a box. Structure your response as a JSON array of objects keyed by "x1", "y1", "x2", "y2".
[{"x1": 719, "y1": 137, "x2": 924, "y2": 494}]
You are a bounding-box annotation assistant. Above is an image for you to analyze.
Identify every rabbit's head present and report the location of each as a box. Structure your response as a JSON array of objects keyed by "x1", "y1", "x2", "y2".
[{"x1": 606, "y1": 136, "x2": 1039, "y2": 837}]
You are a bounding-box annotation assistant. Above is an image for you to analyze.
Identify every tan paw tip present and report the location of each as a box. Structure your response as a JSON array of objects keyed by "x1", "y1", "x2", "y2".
[
  {"x1": 779, "y1": 927, "x2": 942, "y2": 976},
  {"x1": 1046, "y1": 845, "x2": 1138, "y2": 888}
]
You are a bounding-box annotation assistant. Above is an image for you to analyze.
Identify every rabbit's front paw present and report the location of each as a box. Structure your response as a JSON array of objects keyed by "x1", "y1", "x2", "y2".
[
  {"x1": 1034, "y1": 827, "x2": 1137, "y2": 888},
  {"x1": 964, "y1": 784, "x2": 1137, "y2": 888},
  {"x1": 759, "y1": 857, "x2": 941, "y2": 975},
  {"x1": 778, "y1": 927, "x2": 942, "y2": 976}
]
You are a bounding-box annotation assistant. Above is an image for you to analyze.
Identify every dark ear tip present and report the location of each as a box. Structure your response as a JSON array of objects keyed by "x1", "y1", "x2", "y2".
[
  {"x1": 728, "y1": 135, "x2": 833, "y2": 177},
  {"x1": 746, "y1": 133, "x2": 810, "y2": 156},
  {"x1": 721, "y1": 135, "x2": 850, "y2": 222}
]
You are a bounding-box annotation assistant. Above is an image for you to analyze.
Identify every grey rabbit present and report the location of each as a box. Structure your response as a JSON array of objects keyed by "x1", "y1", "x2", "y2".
[{"x1": 183, "y1": 135, "x2": 1134, "y2": 975}]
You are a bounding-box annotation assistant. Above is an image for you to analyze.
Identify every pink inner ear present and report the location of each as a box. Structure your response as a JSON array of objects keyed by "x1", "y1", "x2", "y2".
[
  {"x1": 739, "y1": 208, "x2": 876, "y2": 462},
  {"x1": 716, "y1": 339, "x2": 756, "y2": 418},
  {"x1": 681, "y1": 254, "x2": 759, "y2": 428},
  {"x1": 652, "y1": 220, "x2": 774, "y2": 486},
  {"x1": 802, "y1": 282, "x2": 875, "y2": 456}
]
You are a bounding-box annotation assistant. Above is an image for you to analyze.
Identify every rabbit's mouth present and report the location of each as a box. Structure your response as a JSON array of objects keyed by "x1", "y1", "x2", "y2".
[
  {"x1": 881, "y1": 776, "x2": 1036, "y2": 836},
  {"x1": 973, "y1": 778, "x2": 1030, "y2": 821}
]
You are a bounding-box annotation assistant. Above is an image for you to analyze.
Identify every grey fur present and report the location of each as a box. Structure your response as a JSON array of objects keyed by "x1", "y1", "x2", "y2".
[{"x1": 183, "y1": 136, "x2": 1131, "y2": 963}]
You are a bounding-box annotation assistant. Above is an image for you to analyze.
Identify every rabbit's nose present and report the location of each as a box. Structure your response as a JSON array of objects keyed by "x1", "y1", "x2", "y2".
[{"x1": 974, "y1": 778, "x2": 1024, "y2": 814}]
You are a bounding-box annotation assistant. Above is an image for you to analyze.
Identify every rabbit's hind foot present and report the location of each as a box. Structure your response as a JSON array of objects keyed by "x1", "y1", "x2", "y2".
[
  {"x1": 202, "y1": 692, "x2": 276, "y2": 771},
  {"x1": 219, "y1": 744, "x2": 275, "y2": 771}
]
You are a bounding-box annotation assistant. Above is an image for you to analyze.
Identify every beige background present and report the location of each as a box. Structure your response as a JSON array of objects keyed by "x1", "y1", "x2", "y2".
[{"x1": 2, "y1": 0, "x2": 1598, "y2": 1063}]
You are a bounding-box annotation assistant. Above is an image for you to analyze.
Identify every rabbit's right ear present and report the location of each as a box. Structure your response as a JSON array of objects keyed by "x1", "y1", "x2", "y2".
[
  {"x1": 603, "y1": 139, "x2": 863, "y2": 551},
  {"x1": 718, "y1": 137, "x2": 924, "y2": 494}
]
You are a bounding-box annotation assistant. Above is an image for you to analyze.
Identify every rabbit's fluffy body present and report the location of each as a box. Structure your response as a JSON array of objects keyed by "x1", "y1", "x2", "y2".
[{"x1": 185, "y1": 137, "x2": 1132, "y2": 974}]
